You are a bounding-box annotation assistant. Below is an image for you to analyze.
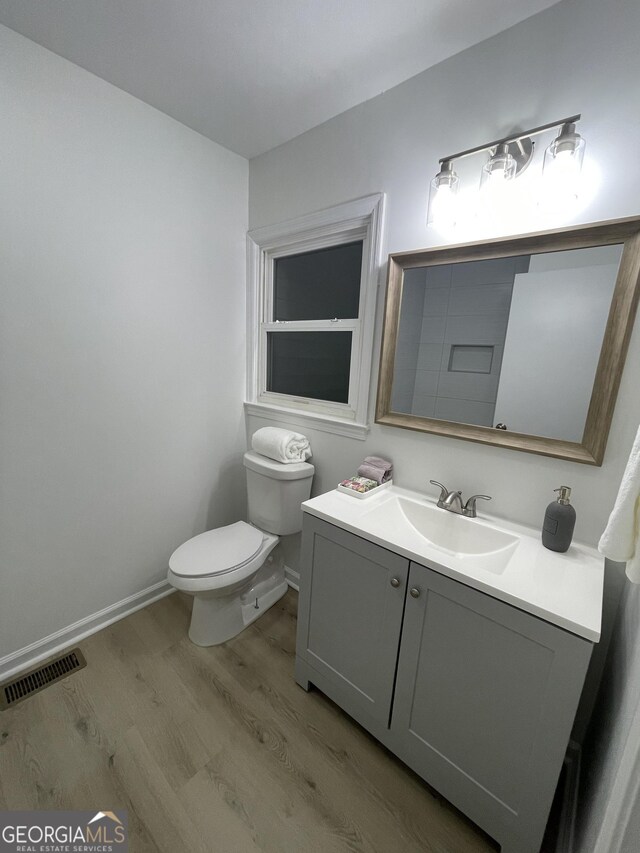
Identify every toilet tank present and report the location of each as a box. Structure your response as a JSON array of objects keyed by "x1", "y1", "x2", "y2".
[{"x1": 243, "y1": 451, "x2": 314, "y2": 535}]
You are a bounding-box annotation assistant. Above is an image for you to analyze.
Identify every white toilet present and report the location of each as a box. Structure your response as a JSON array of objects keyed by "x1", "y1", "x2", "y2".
[{"x1": 167, "y1": 451, "x2": 314, "y2": 646}]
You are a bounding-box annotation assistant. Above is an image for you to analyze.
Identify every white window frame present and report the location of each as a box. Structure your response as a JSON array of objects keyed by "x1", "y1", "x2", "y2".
[{"x1": 245, "y1": 194, "x2": 385, "y2": 439}]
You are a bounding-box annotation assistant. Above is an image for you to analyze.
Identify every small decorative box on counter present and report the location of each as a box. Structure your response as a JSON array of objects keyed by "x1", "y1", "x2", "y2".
[{"x1": 337, "y1": 476, "x2": 393, "y2": 499}]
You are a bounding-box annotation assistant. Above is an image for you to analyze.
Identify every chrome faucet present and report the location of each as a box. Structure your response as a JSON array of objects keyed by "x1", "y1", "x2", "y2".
[
  {"x1": 442, "y1": 489, "x2": 464, "y2": 512},
  {"x1": 430, "y1": 480, "x2": 492, "y2": 519}
]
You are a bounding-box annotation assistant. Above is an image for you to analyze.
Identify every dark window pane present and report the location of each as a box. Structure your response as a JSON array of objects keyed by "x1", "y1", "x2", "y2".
[
  {"x1": 267, "y1": 332, "x2": 352, "y2": 403},
  {"x1": 273, "y1": 241, "x2": 363, "y2": 320}
]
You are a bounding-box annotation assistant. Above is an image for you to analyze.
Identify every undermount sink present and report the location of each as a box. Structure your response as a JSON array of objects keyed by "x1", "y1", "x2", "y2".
[{"x1": 363, "y1": 495, "x2": 520, "y2": 574}]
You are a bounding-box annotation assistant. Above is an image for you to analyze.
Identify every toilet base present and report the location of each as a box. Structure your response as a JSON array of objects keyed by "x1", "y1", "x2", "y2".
[{"x1": 188, "y1": 566, "x2": 288, "y2": 646}]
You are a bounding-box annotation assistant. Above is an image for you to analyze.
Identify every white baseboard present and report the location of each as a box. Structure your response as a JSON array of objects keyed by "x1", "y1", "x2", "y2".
[
  {"x1": 0, "y1": 580, "x2": 174, "y2": 682},
  {"x1": 284, "y1": 565, "x2": 300, "y2": 591}
]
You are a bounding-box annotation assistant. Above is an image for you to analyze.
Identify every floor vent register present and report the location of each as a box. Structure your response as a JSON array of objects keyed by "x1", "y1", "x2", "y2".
[{"x1": 1, "y1": 649, "x2": 87, "y2": 710}]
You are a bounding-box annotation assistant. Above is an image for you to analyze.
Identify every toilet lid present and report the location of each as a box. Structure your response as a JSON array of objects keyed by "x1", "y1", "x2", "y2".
[{"x1": 169, "y1": 521, "x2": 264, "y2": 578}]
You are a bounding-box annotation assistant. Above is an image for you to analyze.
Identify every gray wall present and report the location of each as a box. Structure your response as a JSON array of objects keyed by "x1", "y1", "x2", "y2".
[
  {"x1": 416, "y1": 259, "x2": 518, "y2": 426},
  {"x1": 0, "y1": 25, "x2": 249, "y2": 664},
  {"x1": 495, "y1": 249, "x2": 620, "y2": 441},
  {"x1": 390, "y1": 269, "x2": 425, "y2": 412},
  {"x1": 393, "y1": 258, "x2": 525, "y2": 426},
  {"x1": 246, "y1": 0, "x2": 640, "y2": 847}
]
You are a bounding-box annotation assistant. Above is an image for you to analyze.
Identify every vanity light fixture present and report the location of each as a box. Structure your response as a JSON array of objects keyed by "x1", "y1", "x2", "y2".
[{"x1": 426, "y1": 114, "x2": 585, "y2": 228}]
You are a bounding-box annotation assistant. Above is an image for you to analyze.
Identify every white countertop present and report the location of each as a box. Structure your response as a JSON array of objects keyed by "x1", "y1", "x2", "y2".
[{"x1": 302, "y1": 485, "x2": 604, "y2": 642}]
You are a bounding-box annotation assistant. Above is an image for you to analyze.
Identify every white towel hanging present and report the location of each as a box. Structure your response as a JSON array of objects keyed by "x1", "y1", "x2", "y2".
[{"x1": 599, "y1": 425, "x2": 640, "y2": 583}]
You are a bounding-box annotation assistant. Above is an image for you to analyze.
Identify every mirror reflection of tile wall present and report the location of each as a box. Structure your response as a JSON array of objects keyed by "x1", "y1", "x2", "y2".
[{"x1": 392, "y1": 257, "x2": 529, "y2": 427}]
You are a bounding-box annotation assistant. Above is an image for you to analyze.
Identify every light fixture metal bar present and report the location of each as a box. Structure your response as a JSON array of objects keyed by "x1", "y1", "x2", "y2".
[{"x1": 438, "y1": 114, "x2": 581, "y2": 165}]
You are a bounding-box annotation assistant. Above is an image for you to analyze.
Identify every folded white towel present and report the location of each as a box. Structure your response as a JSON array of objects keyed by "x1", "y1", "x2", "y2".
[
  {"x1": 599, "y1": 425, "x2": 640, "y2": 583},
  {"x1": 251, "y1": 427, "x2": 312, "y2": 464}
]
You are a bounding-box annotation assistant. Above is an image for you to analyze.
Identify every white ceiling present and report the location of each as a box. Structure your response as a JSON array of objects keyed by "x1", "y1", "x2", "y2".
[{"x1": 0, "y1": 0, "x2": 561, "y2": 159}]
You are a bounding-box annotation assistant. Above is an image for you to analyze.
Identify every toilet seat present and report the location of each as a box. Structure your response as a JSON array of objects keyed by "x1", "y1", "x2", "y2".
[{"x1": 169, "y1": 521, "x2": 264, "y2": 578}]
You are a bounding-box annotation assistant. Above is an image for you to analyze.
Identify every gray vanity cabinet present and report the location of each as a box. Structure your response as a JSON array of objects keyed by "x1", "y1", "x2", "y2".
[
  {"x1": 296, "y1": 515, "x2": 595, "y2": 853},
  {"x1": 295, "y1": 514, "x2": 409, "y2": 734},
  {"x1": 389, "y1": 562, "x2": 593, "y2": 853}
]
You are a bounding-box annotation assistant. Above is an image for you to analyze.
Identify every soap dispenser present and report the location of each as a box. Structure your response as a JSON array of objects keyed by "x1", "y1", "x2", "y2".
[{"x1": 542, "y1": 486, "x2": 576, "y2": 553}]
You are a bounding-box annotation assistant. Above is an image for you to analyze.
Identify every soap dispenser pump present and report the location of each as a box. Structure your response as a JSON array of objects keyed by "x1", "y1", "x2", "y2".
[{"x1": 542, "y1": 486, "x2": 576, "y2": 553}]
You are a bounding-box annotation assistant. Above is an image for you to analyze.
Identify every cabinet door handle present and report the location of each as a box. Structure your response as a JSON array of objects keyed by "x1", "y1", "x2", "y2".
[
  {"x1": 410, "y1": 587, "x2": 421, "y2": 598},
  {"x1": 390, "y1": 577, "x2": 401, "y2": 588}
]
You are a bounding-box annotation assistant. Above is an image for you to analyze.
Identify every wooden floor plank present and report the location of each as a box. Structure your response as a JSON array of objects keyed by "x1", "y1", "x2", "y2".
[
  {"x1": 111, "y1": 724, "x2": 208, "y2": 852},
  {"x1": 0, "y1": 589, "x2": 496, "y2": 853}
]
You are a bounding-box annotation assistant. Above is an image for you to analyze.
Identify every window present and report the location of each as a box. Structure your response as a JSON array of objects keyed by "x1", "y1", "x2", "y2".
[{"x1": 246, "y1": 195, "x2": 385, "y2": 437}]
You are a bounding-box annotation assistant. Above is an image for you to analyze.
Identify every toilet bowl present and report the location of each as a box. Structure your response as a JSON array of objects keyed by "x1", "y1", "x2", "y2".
[{"x1": 167, "y1": 451, "x2": 314, "y2": 646}]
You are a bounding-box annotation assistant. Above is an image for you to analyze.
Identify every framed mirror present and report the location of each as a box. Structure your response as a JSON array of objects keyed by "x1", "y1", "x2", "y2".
[{"x1": 376, "y1": 217, "x2": 640, "y2": 465}]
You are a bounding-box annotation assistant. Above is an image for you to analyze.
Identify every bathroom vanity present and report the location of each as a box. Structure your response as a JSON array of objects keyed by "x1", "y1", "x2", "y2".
[{"x1": 295, "y1": 486, "x2": 604, "y2": 853}]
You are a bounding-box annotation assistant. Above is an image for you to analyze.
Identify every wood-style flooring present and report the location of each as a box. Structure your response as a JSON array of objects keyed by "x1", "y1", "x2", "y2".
[{"x1": 0, "y1": 590, "x2": 498, "y2": 852}]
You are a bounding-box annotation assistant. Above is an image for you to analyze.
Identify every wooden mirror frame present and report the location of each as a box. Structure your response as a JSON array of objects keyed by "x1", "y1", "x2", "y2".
[{"x1": 375, "y1": 217, "x2": 640, "y2": 465}]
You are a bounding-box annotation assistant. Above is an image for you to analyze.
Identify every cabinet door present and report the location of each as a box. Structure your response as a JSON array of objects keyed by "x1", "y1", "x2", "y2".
[
  {"x1": 296, "y1": 515, "x2": 409, "y2": 730},
  {"x1": 391, "y1": 562, "x2": 592, "y2": 853}
]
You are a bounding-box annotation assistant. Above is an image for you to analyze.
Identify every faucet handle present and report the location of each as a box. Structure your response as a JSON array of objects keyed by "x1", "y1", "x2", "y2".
[
  {"x1": 464, "y1": 494, "x2": 492, "y2": 516},
  {"x1": 430, "y1": 480, "x2": 449, "y2": 502}
]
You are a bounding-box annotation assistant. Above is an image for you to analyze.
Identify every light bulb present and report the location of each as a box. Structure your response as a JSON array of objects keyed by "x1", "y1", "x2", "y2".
[
  {"x1": 427, "y1": 161, "x2": 459, "y2": 228},
  {"x1": 541, "y1": 122, "x2": 586, "y2": 211},
  {"x1": 478, "y1": 144, "x2": 518, "y2": 225},
  {"x1": 482, "y1": 167, "x2": 510, "y2": 197},
  {"x1": 480, "y1": 144, "x2": 517, "y2": 194},
  {"x1": 429, "y1": 183, "x2": 457, "y2": 226}
]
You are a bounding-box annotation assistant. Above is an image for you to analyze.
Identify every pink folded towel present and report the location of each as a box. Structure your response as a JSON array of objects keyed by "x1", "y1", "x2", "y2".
[
  {"x1": 364, "y1": 456, "x2": 393, "y2": 471},
  {"x1": 357, "y1": 455, "x2": 393, "y2": 484}
]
